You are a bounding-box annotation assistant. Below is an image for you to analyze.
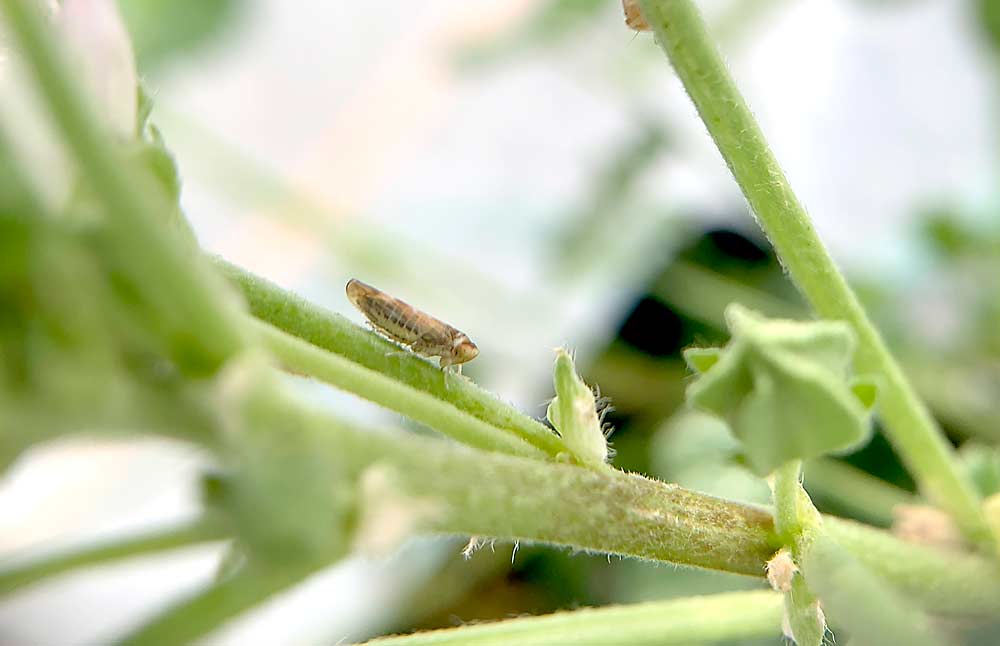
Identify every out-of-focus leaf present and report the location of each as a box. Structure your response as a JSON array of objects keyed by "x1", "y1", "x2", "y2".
[
  {"x1": 458, "y1": 0, "x2": 608, "y2": 67},
  {"x1": 960, "y1": 442, "x2": 1000, "y2": 497},
  {"x1": 684, "y1": 304, "x2": 875, "y2": 475},
  {"x1": 802, "y1": 532, "x2": 944, "y2": 646},
  {"x1": 920, "y1": 209, "x2": 977, "y2": 258},
  {"x1": 0, "y1": 215, "x2": 217, "y2": 467},
  {"x1": 117, "y1": 0, "x2": 242, "y2": 70},
  {"x1": 651, "y1": 411, "x2": 771, "y2": 504},
  {"x1": 683, "y1": 347, "x2": 721, "y2": 374},
  {"x1": 979, "y1": 0, "x2": 1000, "y2": 53},
  {"x1": 213, "y1": 379, "x2": 354, "y2": 565}
]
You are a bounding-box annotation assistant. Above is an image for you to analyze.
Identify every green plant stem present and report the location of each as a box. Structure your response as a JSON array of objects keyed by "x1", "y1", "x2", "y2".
[
  {"x1": 771, "y1": 460, "x2": 824, "y2": 645},
  {"x1": 804, "y1": 532, "x2": 944, "y2": 646},
  {"x1": 117, "y1": 560, "x2": 318, "y2": 646},
  {"x1": 824, "y1": 516, "x2": 1000, "y2": 616},
  {"x1": 636, "y1": 0, "x2": 990, "y2": 547},
  {"x1": 214, "y1": 258, "x2": 566, "y2": 458},
  {"x1": 773, "y1": 460, "x2": 803, "y2": 544},
  {"x1": 292, "y1": 397, "x2": 1000, "y2": 613},
  {"x1": 0, "y1": 0, "x2": 249, "y2": 370},
  {"x1": 805, "y1": 458, "x2": 914, "y2": 527},
  {"x1": 255, "y1": 319, "x2": 545, "y2": 458},
  {"x1": 359, "y1": 590, "x2": 784, "y2": 645},
  {"x1": 0, "y1": 518, "x2": 227, "y2": 597},
  {"x1": 332, "y1": 420, "x2": 777, "y2": 576}
]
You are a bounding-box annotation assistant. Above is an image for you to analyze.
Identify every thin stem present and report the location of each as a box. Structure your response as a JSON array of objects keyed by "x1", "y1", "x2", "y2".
[
  {"x1": 0, "y1": 518, "x2": 227, "y2": 597},
  {"x1": 770, "y1": 460, "x2": 824, "y2": 644},
  {"x1": 117, "y1": 560, "x2": 317, "y2": 646},
  {"x1": 0, "y1": 0, "x2": 248, "y2": 370},
  {"x1": 654, "y1": 261, "x2": 803, "y2": 327},
  {"x1": 636, "y1": 0, "x2": 990, "y2": 547},
  {"x1": 773, "y1": 459, "x2": 803, "y2": 545},
  {"x1": 214, "y1": 258, "x2": 566, "y2": 458},
  {"x1": 256, "y1": 319, "x2": 545, "y2": 459},
  {"x1": 360, "y1": 590, "x2": 784, "y2": 645},
  {"x1": 805, "y1": 458, "x2": 914, "y2": 527}
]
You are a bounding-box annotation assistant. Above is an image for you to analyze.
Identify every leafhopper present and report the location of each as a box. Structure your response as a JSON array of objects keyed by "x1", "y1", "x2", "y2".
[{"x1": 346, "y1": 279, "x2": 479, "y2": 370}]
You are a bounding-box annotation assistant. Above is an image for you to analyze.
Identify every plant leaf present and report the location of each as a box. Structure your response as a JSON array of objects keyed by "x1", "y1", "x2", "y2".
[
  {"x1": 682, "y1": 347, "x2": 722, "y2": 374},
  {"x1": 802, "y1": 532, "x2": 944, "y2": 646},
  {"x1": 685, "y1": 304, "x2": 875, "y2": 475}
]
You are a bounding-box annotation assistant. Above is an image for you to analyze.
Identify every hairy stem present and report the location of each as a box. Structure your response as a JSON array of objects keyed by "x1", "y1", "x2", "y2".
[
  {"x1": 214, "y1": 258, "x2": 566, "y2": 457},
  {"x1": 334, "y1": 421, "x2": 777, "y2": 576},
  {"x1": 256, "y1": 320, "x2": 545, "y2": 458},
  {"x1": 0, "y1": 518, "x2": 227, "y2": 597},
  {"x1": 773, "y1": 460, "x2": 804, "y2": 544},
  {"x1": 636, "y1": 0, "x2": 990, "y2": 547},
  {"x1": 360, "y1": 590, "x2": 784, "y2": 645},
  {"x1": 297, "y1": 398, "x2": 1000, "y2": 612}
]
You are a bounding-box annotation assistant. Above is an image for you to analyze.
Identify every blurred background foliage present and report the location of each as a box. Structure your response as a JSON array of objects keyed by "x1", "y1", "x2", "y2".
[
  {"x1": 117, "y1": 0, "x2": 243, "y2": 70},
  {"x1": 5, "y1": 0, "x2": 1000, "y2": 644}
]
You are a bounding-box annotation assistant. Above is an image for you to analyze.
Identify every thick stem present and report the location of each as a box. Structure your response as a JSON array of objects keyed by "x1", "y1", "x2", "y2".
[
  {"x1": 636, "y1": 0, "x2": 990, "y2": 547},
  {"x1": 256, "y1": 320, "x2": 545, "y2": 458},
  {"x1": 214, "y1": 258, "x2": 566, "y2": 458},
  {"x1": 360, "y1": 590, "x2": 784, "y2": 645},
  {"x1": 337, "y1": 422, "x2": 777, "y2": 576},
  {"x1": 301, "y1": 399, "x2": 1000, "y2": 613}
]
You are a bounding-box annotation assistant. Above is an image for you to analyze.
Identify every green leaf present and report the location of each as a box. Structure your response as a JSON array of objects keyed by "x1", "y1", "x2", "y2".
[
  {"x1": 682, "y1": 347, "x2": 721, "y2": 374},
  {"x1": 547, "y1": 348, "x2": 608, "y2": 467},
  {"x1": 651, "y1": 411, "x2": 771, "y2": 505},
  {"x1": 960, "y1": 442, "x2": 1000, "y2": 497},
  {"x1": 850, "y1": 376, "x2": 879, "y2": 410},
  {"x1": 685, "y1": 304, "x2": 875, "y2": 475}
]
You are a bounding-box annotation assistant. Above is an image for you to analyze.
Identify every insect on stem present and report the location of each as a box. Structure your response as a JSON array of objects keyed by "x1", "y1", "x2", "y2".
[{"x1": 346, "y1": 279, "x2": 480, "y2": 373}]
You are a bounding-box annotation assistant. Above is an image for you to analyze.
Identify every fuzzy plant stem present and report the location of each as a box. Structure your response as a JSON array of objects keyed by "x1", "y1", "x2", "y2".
[
  {"x1": 255, "y1": 319, "x2": 545, "y2": 458},
  {"x1": 360, "y1": 590, "x2": 784, "y2": 646},
  {"x1": 213, "y1": 258, "x2": 567, "y2": 458},
  {"x1": 310, "y1": 399, "x2": 1000, "y2": 615},
  {"x1": 635, "y1": 0, "x2": 990, "y2": 547},
  {"x1": 773, "y1": 460, "x2": 805, "y2": 544}
]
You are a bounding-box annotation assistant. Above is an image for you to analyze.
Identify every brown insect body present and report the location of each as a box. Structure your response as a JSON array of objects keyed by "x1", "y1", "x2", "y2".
[
  {"x1": 346, "y1": 279, "x2": 479, "y2": 369},
  {"x1": 623, "y1": 0, "x2": 650, "y2": 31}
]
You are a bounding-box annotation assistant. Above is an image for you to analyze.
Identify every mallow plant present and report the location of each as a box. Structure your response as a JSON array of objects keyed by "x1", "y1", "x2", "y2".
[{"x1": 1, "y1": 1, "x2": 999, "y2": 644}]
